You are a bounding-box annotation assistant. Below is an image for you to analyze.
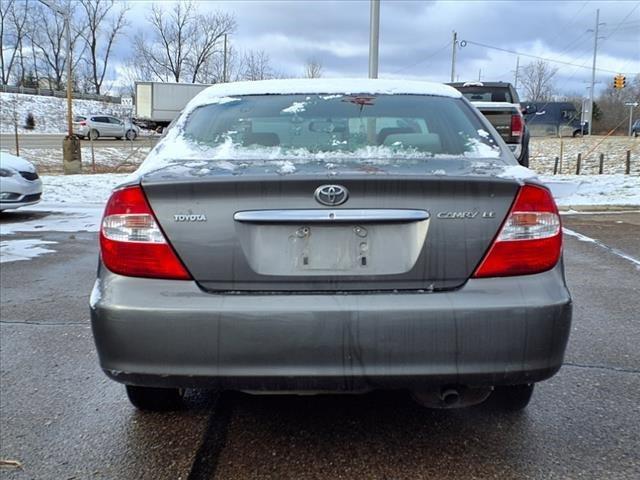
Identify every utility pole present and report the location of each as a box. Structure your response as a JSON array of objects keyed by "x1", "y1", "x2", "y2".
[
  {"x1": 222, "y1": 34, "x2": 228, "y2": 83},
  {"x1": 38, "y1": 0, "x2": 81, "y2": 174},
  {"x1": 625, "y1": 102, "x2": 638, "y2": 136},
  {"x1": 64, "y1": 9, "x2": 72, "y2": 138},
  {"x1": 478, "y1": 68, "x2": 482, "y2": 82},
  {"x1": 514, "y1": 56, "x2": 520, "y2": 89},
  {"x1": 450, "y1": 31, "x2": 457, "y2": 82},
  {"x1": 588, "y1": 9, "x2": 604, "y2": 136},
  {"x1": 368, "y1": 0, "x2": 380, "y2": 78}
]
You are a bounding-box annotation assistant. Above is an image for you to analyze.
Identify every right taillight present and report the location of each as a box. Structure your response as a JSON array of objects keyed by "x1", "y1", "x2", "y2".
[
  {"x1": 472, "y1": 184, "x2": 562, "y2": 278},
  {"x1": 100, "y1": 185, "x2": 191, "y2": 280},
  {"x1": 511, "y1": 113, "x2": 524, "y2": 138}
]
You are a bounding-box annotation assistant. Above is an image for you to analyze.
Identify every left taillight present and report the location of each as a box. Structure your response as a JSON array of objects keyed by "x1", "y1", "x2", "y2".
[
  {"x1": 511, "y1": 113, "x2": 524, "y2": 138},
  {"x1": 472, "y1": 183, "x2": 562, "y2": 278},
  {"x1": 100, "y1": 185, "x2": 191, "y2": 280}
]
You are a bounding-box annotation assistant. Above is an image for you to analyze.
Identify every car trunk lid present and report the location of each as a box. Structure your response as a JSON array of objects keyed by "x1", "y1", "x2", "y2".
[{"x1": 141, "y1": 159, "x2": 519, "y2": 292}]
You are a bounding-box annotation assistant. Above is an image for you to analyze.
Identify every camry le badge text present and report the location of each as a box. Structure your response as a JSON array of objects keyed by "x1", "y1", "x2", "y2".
[{"x1": 437, "y1": 211, "x2": 496, "y2": 219}]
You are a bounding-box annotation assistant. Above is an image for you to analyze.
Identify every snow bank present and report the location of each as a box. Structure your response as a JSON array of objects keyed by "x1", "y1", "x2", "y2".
[
  {"x1": 40, "y1": 173, "x2": 129, "y2": 205},
  {"x1": 0, "y1": 92, "x2": 130, "y2": 134},
  {"x1": 0, "y1": 174, "x2": 128, "y2": 241},
  {"x1": 540, "y1": 174, "x2": 640, "y2": 207},
  {"x1": 0, "y1": 238, "x2": 57, "y2": 263}
]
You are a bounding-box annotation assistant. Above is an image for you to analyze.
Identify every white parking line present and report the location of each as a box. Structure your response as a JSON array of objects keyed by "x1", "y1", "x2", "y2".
[{"x1": 563, "y1": 227, "x2": 640, "y2": 269}]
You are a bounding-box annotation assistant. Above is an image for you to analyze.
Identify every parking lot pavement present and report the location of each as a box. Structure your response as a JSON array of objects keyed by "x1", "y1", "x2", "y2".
[{"x1": 1, "y1": 212, "x2": 639, "y2": 479}]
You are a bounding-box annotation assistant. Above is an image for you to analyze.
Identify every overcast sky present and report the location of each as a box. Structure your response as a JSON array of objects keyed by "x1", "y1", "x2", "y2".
[{"x1": 119, "y1": 0, "x2": 640, "y2": 97}]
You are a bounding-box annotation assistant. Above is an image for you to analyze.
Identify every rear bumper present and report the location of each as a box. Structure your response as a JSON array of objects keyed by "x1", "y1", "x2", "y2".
[{"x1": 90, "y1": 263, "x2": 572, "y2": 391}]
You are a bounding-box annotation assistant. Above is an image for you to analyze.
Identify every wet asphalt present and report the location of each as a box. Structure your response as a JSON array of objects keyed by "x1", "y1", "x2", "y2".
[{"x1": 0, "y1": 211, "x2": 639, "y2": 480}]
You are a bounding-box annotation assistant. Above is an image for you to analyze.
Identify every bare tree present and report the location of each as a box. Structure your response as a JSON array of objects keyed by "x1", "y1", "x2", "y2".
[
  {"x1": 133, "y1": 1, "x2": 234, "y2": 83},
  {"x1": 595, "y1": 73, "x2": 640, "y2": 133},
  {"x1": 11, "y1": 0, "x2": 29, "y2": 86},
  {"x1": 303, "y1": 59, "x2": 323, "y2": 79},
  {"x1": 520, "y1": 60, "x2": 558, "y2": 102},
  {"x1": 1, "y1": 0, "x2": 29, "y2": 85},
  {"x1": 79, "y1": 0, "x2": 129, "y2": 95},
  {"x1": 241, "y1": 50, "x2": 273, "y2": 81},
  {"x1": 28, "y1": 1, "x2": 86, "y2": 90}
]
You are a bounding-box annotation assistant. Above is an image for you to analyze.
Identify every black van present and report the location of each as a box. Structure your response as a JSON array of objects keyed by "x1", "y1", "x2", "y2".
[{"x1": 521, "y1": 102, "x2": 587, "y2": 137}]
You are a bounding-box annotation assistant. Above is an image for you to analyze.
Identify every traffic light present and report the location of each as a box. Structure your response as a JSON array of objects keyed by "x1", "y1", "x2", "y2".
[{"x1": 614, "y1": 74, "x2": 626, "y2": 89}]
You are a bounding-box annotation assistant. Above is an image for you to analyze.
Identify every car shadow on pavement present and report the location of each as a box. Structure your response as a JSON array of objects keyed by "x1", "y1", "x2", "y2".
[{"x1": 175, "y1": 389, "x2": 538, "y2": 480}]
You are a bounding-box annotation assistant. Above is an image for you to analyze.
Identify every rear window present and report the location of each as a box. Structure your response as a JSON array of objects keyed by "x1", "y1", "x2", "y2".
[
  {"x1": 181, "y1": 94, "x2": 500, "y2": 158},
  {"x1": 458, "y1": 87, "x2": 513, "y2": 103}
]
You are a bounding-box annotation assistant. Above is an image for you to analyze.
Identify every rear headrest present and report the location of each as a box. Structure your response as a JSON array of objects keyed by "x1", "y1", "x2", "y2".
[
  {"x1": 243, "y1": 132, "x2": 280, "y2": 147},
  {"x1": 377, "y1": 127, "x2": 415, "y2": 145},
  {"x1": 383, "y1": 133, "x2": 442, "y2": 153}
]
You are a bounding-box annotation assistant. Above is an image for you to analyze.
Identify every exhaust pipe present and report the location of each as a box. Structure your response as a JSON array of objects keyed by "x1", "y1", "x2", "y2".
[
  {"x1": 412, "y1": 386, "x2": 491, "y2": 409},
  {"x1": 439, "y1": 388, "x2": 460, "y2": 406}
]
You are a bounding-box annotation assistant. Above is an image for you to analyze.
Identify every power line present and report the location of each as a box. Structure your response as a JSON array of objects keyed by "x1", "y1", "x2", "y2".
[
  {"x1": 391, "y1": 40, "x2": 452, "y2": 74},
  {"x1": 544, "y1": 1, "x2": 590, "y2": 47},
  {"x1": 598, "y1": 2, "x2": 640, "y2": 45},
  {"x1": 461, "y1": 39, "x2": 633, "y2": 74}
]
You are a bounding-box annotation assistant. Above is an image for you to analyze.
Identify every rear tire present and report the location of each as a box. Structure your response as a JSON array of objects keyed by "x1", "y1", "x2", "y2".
[
  {"x1": 490, "y1": 384, "x2": 534, "y2": 411},
  {"x1": 518, "y1": 146, "x2": 529, "y2": 167},
  {"x1": 125, "y1": 385, "x2": 184, "y2": 411},
  {"x1": 125, "y1": 129, "x2": 137, "y2": 140},
  {"x1": 518, "y1": 129, "x2": 530, "y2": 167},
  {"x1": 89, "y1": 129, "x2": 99, "y2": 141}
]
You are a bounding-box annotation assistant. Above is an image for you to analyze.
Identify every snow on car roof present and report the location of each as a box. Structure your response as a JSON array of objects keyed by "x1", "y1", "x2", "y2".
[{"x1": 186, "y1": 78, "x2": 461, "y2": 109}]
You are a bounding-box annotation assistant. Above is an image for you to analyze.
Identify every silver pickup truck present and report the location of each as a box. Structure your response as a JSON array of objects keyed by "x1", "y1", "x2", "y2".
[{"x1": 448, "y1": 82, "x2": 529, "y2": 167}]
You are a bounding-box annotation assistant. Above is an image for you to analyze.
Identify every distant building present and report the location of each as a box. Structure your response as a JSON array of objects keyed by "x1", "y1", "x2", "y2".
[{"x1": 521, "y1": 101, "x2": 587, "y2": 137}]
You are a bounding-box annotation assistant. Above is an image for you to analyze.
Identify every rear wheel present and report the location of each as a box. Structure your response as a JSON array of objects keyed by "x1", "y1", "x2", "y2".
[
  {"x1": 490, "y1": 384, "x2": 534, "y2": 411},
  {"x1": 125, "y1": 129, "x2": 137, "y2": 140},
  {"x1": 125, "y1": 385, "x2": 184, "y2": 411},
  {"x1": 89, "y1": 129, "x2": 99, "y2": 141}
]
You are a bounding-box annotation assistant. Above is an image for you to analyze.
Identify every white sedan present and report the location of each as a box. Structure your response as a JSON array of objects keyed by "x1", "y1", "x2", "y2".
[{"x1": 0, "y1": 151, "x2": 43, "y2": 211}]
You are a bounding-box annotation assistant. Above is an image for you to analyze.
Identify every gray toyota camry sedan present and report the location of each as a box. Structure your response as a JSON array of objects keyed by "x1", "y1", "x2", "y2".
[{"x1": 90, "y1": 79, "x2": 571, "y2": 412}]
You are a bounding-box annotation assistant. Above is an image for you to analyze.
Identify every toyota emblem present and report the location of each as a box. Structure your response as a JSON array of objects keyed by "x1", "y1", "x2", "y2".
[{"x1": 314, "y1": 184, "x2": 349, "y2": 206}]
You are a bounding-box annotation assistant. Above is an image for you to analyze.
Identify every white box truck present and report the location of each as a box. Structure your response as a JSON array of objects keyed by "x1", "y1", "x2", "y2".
[{"x1": 135, "y1": 81, "x2": 211, "y2": 132}]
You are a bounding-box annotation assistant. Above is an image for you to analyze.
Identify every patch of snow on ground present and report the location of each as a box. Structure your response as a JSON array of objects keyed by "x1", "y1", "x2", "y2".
[
  {"x1": 541, "y1": 174, "x2": 640, "y2": 206},
  {"x1": 1, "y1": 206, "x2": 104, "y2": 235},
  {"x1": 0, "y1": 238, "x2": 57, "y2": 263},
  {"x1": 1, "y1": 174, "x2": 128, "y2": 237},
  {"x1": 41, "y1": 173, "x2": 128, "y2": 204}
]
